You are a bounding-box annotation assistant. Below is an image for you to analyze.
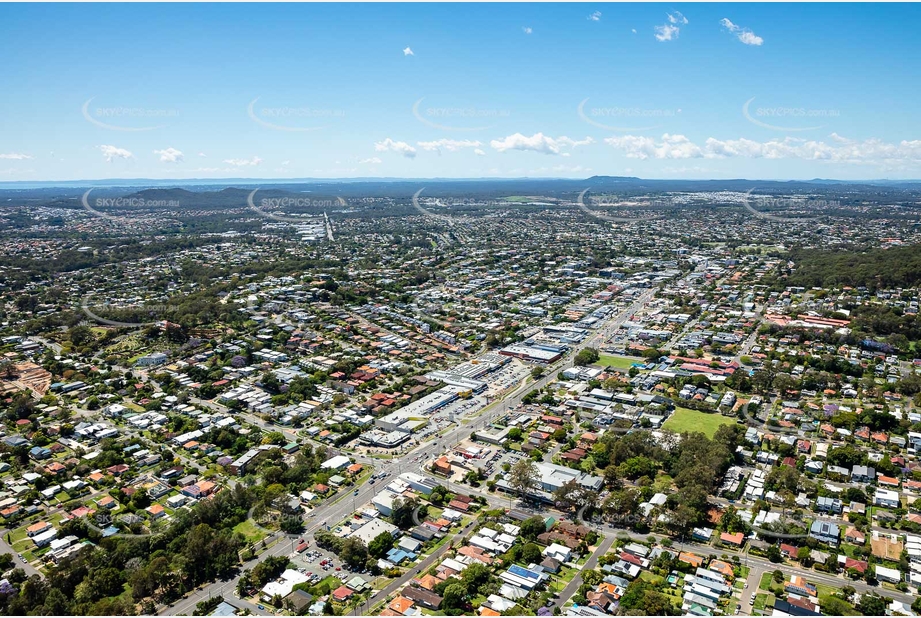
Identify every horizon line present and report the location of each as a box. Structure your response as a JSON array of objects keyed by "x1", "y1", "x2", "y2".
[{"x1": 1, "y1": 175, "x2": 919, "y2": 189}]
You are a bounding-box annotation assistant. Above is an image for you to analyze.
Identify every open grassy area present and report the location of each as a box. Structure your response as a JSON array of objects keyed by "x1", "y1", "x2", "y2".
[
  {"x1": 758, "y1": 572, "x2": 774, "y2": 591},
  {"x1": 639, "y1": 571, "x2": 664, "y2": 584},
  {"x1": 596, "y1": 354, "x2": 643, "y2": 371},
  {"x1": 663, "y1": 407, "x2": 737, "y2": 438},
  {"x1": 232, "y1": 519, "x2": 266, "y2": 544},
  {"x1": 753, "y1": 593, "x2": 774, "y2": 611}
]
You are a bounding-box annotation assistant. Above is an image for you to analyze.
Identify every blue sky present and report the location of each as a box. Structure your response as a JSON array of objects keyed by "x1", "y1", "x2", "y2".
[{"x1": 2, "y1": 2, "x2": 921, "y2": 181}]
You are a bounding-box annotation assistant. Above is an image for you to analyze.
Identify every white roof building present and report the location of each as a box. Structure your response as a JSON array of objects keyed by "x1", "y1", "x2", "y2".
[{"x1": 321, "y1": 455, "x2": 351, "y2": 470}]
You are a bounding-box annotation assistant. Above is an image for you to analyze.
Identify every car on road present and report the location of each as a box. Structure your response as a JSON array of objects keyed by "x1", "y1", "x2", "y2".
[
  {"x1": 257, "y1": 605, "x2": 264, "y2": 610},
  {"x1": 353, "y1": 489, "x2": 359, "y2": 495}
]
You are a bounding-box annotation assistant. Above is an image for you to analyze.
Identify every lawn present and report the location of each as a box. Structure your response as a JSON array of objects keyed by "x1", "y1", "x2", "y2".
[
  {"x1": 232, "y1": 519, "x2": 266, "y2": 544},
  {"x1": 596, "y1": 354, "x2": 642, "y2": 371},
  {"x1": 758, "y1": 572, "x2": 774, "y2": 591},
  {"x1": 639, "y1": 571, "x2": 664, "y2": 584},
  {"x1": 663, "y1": 407, "x2": 737, "y2": 438},
  {"x1": 306, "y1": 575, "x2": 341, "y2": 597},
  {"x1": 753, "y1": 593, "x2": 774, "y2": 611}
]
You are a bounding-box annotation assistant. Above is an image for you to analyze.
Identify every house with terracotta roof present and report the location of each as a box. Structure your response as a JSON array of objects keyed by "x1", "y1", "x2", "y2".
[
  {"x1": 719, "y1": 532, "x2": 744, "y2": 547},
  {"x1": 414, "y1": 574, "x2": 439, "y2": 590},
  {"x1": 878, "y1": 475, "x2": 900, "y2": 488},
  {"x1": 332, "y1": 585, "x2": 355, "y2": 602},
  {"x1": 844, "y1": 527, "x2": 865, "y2": 545},
  {"x1": 678, "y1": 552, "x2": 704, "y2": 567},
  {"x1": 1, "y1": 506, "x2": 22, "y2": 519},
  {"x1": 457, "y1": 545, "x2": 492, "y2": 564},
  {"x1": 709, "y1": 560, "x2": 734, "y2": 578},
  {"x1": 147, "y1": 504, "x2": 165, "y2": 519},
  {"x1": 841, "y1": 556, "x2": 868, "y2": 574},
  {"x1": 387, "y1": 595, "x2": 415, "y2": 615},
  {"x1": 431, "y1": 456, "x2": 452, "y2": 477},
  {"x1": 27, "y1": 521, "x2": 51, "y2": 537}
]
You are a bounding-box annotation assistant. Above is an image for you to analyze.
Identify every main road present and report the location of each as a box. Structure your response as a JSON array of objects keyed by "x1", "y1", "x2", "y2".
[{"x1": 160, "y1": 287, "x2": 656, "y2": 615}]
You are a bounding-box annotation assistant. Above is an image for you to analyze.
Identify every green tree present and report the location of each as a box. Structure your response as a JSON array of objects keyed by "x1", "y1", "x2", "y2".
[
  {"x1": 508, "y1": 458, "x2": 539, "y2": 499},
  {"x1": 575, "y1": 348, "x2": 600, "y2": 367},
  {"x1": 442, "y1": 582, "x2": 468, "y2": 611},
  {"x1": 368, "y1": 532, "x2": 395, "y2": 558}
]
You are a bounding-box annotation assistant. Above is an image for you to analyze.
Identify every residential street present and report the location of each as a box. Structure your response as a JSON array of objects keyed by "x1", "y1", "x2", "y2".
[{"x1": 553, "y1": 533, "x2": 617, "y2": 611}]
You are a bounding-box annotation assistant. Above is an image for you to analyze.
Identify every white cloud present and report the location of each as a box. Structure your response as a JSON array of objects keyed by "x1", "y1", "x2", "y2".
[
  {"x1": 99, "y1": 145, "x2": 133, "y2": 162},
  {"x1": 198, "y1": 152, "x2": 207, "y2": 157},
  {"x1": 738, "y1": 31, "x2": 763, "y2": 46},
  {"x1": 360, "y1": 157, "x2": 383, "y2": 164},
  {"x1": 603, "y1": 133, "x2": 921, "y2": 165},
  {"x1": 668, "y1": 11, "x2": 688, "y2": 25},
  {"x1": 720, "y1": 18, "x2": 763, "y2": 46},
  {"x1": 153, "y1": 147, "x2": 183, "y2": 163},
  {"x1": 523, "y1": 26, "x2": 533, "y2": 34},
  {"x1": 557, "y1": 136, "x2": 595, "y2": 148},
  {"x1": 0, "y1": 153, "x2": 32, "y2": 160},
  {"x1": 403, "y1": 46, "x2": 414, "y2": 56},
  {"x1": 223, "y1": 156, "x2": 263, "y2": 166},
  {"x1": 474, "y1": 149, "x2": 486, "y2": 156},
  {"x1": 490, "y1": 132, "x2": 594, "y2": 155},
  {"x1": 417, "y1": 139, "x2": 483, "y2": 153},
  {"x1": 654, "y1": 24, "x2": 680, "y2": 41},
  {"x1": 588, "y1": 10, "x2": 602, "y2": 21},
  {"x1": 605, "y1": 134, "x2": 703, "y2": 159},
  {"x1": 280, "y1": 160, "x2": 290, "y2": 166},
  {"x1": 632, "y1": 29, "x2": 637, "y2": 34},
  {"x1": 656, "y1": 12, "x2": 687, "y2": 41},
  {"x1": 375, "y1": 138, "x2": 417, "y2": 158}
]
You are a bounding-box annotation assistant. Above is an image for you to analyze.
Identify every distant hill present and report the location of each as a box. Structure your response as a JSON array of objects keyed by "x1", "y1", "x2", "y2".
[{"x1": 2, "y1": 176, "x2": 920, "y2": 203}]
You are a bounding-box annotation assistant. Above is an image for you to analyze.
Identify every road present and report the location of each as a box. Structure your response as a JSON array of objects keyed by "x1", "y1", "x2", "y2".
[
  {"x1": 740, "y1": 563, "x2": 767, "y2": 615},
  {"x1": 348, "y1": 518, "x2": 479, "y2": 616},
  {"x1": 553, "y1": 533, "x2": 617, "y2": 610},
  {"x1": 163, "y1": 531, "x2": 297, "y2": 616},
  {"x1": 163, "y1": 287, "x2": 656, "y2": 614},
  {"x1": 0, "y1": 533, "x2": 40, "y2": 578}
]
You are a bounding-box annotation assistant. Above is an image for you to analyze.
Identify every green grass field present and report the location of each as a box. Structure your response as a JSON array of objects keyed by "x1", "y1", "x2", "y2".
[
  {"x1": 753, "y1": 593, "x2": 774, "y2": 611},
  {"x1": 232, "y1": 519, "x2": 267, "y2": 544},
  {"x1": 596, "y1": 354, "x2": 643, "y2": 370},
  {"x1": 663, "y1": 407, "x2": 736, "y2": 438}
]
